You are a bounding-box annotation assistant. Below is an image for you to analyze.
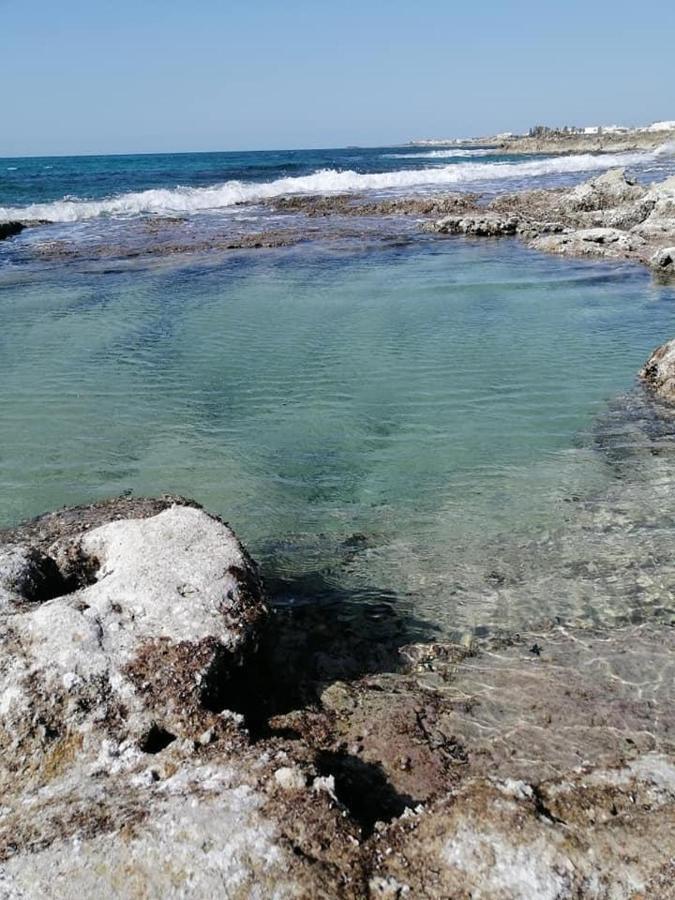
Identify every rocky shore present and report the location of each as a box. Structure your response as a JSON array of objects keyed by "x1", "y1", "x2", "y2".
[
  {"x1": 496, "y1": 130, "x2": 675, "y2": 155},
  {"x1": 4, "y1": 168, "x2": 675, "y2": 282},
  {"x1": 426, "y1": 168, "x2": 675, "y2": 281},
  {"x1": 271, "y1": 168, "x2": 675, "y2": 282},
  {"x1": 1, "y1": 483, "x2": 674, "y2": 896},
  {"x1": 409, "y1": 129, "x2": 675, "y2": 155}
]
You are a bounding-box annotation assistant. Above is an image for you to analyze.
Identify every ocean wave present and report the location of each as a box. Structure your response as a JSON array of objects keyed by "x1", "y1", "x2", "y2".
[
  {"x1": 654, "y1": 141, "x2": 675, "y2": 158},
  {"x1": 0, "y1": 150, "x2": 653, "y2": 223},
  {"x1": 385, "y1": 149, "x2": 496, "y2": 159}
]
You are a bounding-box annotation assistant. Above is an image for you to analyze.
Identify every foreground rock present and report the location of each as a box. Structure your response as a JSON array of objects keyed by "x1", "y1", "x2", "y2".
[
  {"x1": 0, "y1": 497, "x2": 266, "y2": 760},
  {"x1": 1, "y1": 498, "x2": 674, "y2": 897}
]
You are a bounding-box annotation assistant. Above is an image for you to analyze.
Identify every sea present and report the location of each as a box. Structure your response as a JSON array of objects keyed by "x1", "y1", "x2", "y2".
[{"x1": 2, "y1": 143, "x2": 675, "y2": 639}]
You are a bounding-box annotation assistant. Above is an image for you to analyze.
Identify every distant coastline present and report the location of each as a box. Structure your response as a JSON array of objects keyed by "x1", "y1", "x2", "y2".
[{"x1": 409, "y1": 121, "x2": 675, "y2": 154}]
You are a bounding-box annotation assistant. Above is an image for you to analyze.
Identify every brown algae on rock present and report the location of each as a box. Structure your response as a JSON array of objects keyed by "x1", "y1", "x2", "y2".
[{"x1": 0, "y1": 494, "x2": 673, "y2": 896}]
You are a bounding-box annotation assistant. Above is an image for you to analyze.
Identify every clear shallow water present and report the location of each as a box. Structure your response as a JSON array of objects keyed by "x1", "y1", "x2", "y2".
[{"x1": 2, "y1": 236, "x2": 675, "y2": 635}]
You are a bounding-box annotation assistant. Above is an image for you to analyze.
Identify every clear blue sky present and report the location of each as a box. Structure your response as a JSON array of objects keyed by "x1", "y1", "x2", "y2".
[{"x1": 2, "y1": 0, "x2": 674, "y2": 156}]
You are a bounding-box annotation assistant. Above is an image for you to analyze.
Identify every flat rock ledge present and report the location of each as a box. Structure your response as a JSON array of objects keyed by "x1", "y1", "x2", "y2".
[{"x1": 1, "y1": 498, "x2": 674, "y2": 898}]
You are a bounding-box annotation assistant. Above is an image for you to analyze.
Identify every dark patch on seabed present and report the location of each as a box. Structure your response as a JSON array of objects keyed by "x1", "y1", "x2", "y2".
[{"x1": 592, "y1": 384, "x2": 675, "y2": 468}]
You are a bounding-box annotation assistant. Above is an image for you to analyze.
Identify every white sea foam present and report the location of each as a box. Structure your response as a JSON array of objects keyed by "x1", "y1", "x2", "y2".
[
  {"x1": 654, "y1": 141, "x2": 675, "y2": 158},
  {"x1": 0, "y1": 150, "x2": 654, "y2": 223},
  {"x1": 385, "y1": 149, "x2": 496, "y2": 158}
]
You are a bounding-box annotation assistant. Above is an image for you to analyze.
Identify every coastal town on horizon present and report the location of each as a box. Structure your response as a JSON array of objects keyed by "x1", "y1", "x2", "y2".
[{"x1": 410, "y1": 117, "x2": 675, "y2": 146}]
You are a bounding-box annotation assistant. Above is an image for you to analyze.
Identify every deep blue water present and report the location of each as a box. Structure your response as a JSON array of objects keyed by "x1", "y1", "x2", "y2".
[
  {"x1": 0, "y1": 146, "x2": 493, "y2": 207},
  {"x1": 2, "y1": 143, "x2": 673, "y2": 224}
]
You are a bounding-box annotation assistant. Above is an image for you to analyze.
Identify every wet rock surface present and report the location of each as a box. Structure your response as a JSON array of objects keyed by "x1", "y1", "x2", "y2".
[
  {"x1": 271, "y1": 192, "x2": 481, "y2": 218},
  {"x1": 0, "y1": 222, "x2": 26, "y2": 241},
  {"x1": 641, "y1": 337, "x2": 675, "y2": 402},
  {"x1": 27, "y1": 227, "x2": 303, "y2": 262},
  {"x1": 1, "y1": 497, "x2": 673, "y2": 897}
]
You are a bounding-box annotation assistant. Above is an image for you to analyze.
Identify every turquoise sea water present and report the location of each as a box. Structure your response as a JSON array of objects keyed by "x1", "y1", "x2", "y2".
[{"x1": 2, "y1": 145, "x2": 675, "y2": 635}]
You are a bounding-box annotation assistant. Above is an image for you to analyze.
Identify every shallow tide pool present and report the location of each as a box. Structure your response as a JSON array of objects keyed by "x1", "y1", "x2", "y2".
[{"x1": 2, "y1": 238, "x2": 675, "y2": 634}]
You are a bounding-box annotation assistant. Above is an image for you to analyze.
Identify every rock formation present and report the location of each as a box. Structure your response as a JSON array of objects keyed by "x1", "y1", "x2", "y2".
[
  {"x1": 0, "y1": 497, "x2": 673, "y2": 896},
  {"x1": 427, "y1": 213, "x2": 519, "y2": 237},
  {"x1": 650, "y1": 245, "x2": 675, "y2": 279},
  {"x1": 640, "y1": 337, "x2": 675, "y2": 402},
  {"x1": 424, "y1": 168, "x2": 675, "y2": 278},
  {"x1": 0, "y1": 222, "x2": 25, "y2": 242}
]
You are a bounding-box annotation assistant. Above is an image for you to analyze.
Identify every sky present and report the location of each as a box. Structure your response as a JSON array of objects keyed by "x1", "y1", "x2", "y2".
[{"x1": 1, "y1": 0, "x2": 674, "y2": 157}]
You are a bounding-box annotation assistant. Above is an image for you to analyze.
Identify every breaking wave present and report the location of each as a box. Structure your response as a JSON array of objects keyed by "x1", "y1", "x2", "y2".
[
  {"x1": 0, "y1": 150, "x2": 653, "y2": 223},
  {"x1": 385, "y1": 149, "x2": 496, "y2": 158},
  {"x1": 654, "y1": 141, "x2": 675, "y2": 158}
]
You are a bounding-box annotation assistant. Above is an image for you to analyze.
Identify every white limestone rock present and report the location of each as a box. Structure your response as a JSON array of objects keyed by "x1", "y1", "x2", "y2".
[
  {"x1": 560, "y1": 167, "x2": 646, "y2": 213},
  {"x1": 633, "y1": 175, "x2": 675, "y2": 239},
  {"x1": 429, "y1": 213, "x2": 519, "y2": 236},
  {"x1": 529, "y1": 226, "x2": 643, "y2": 259},
  {"x1": 0, "y1": 500, "x2": 267, "y2": 760},
  {"x1": 649, "y1": 245, "x2": 675, "y2": 280}
]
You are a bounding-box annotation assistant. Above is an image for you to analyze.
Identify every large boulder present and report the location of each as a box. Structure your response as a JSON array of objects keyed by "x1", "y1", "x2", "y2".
[
  {"x1": 633, "y1": 175, "x2": 675, "y2": 236},
  {"x1": 529, "y1": 226, "x2": 644, "y2": 259},
  {"x1": 649, "y1": 245, "x2": 675, "y2": 281},
  {"x1": 0, "y1": 498, "x2": 368, "y2": 896},
  {"x1": 560, "y1": 168, "x2": 646, "y2": 213},
  {"x1": 0, "y1": 498, "x2": 267, "y2": 763}
]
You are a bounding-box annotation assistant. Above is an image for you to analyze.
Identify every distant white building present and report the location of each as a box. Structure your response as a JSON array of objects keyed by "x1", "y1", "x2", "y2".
[
  {"x1": 646, "y1": 120, "x2": 675, "y2": 132},
  {"x1": 583, "y1": 124, "x2": 629, "y2": 135}
]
